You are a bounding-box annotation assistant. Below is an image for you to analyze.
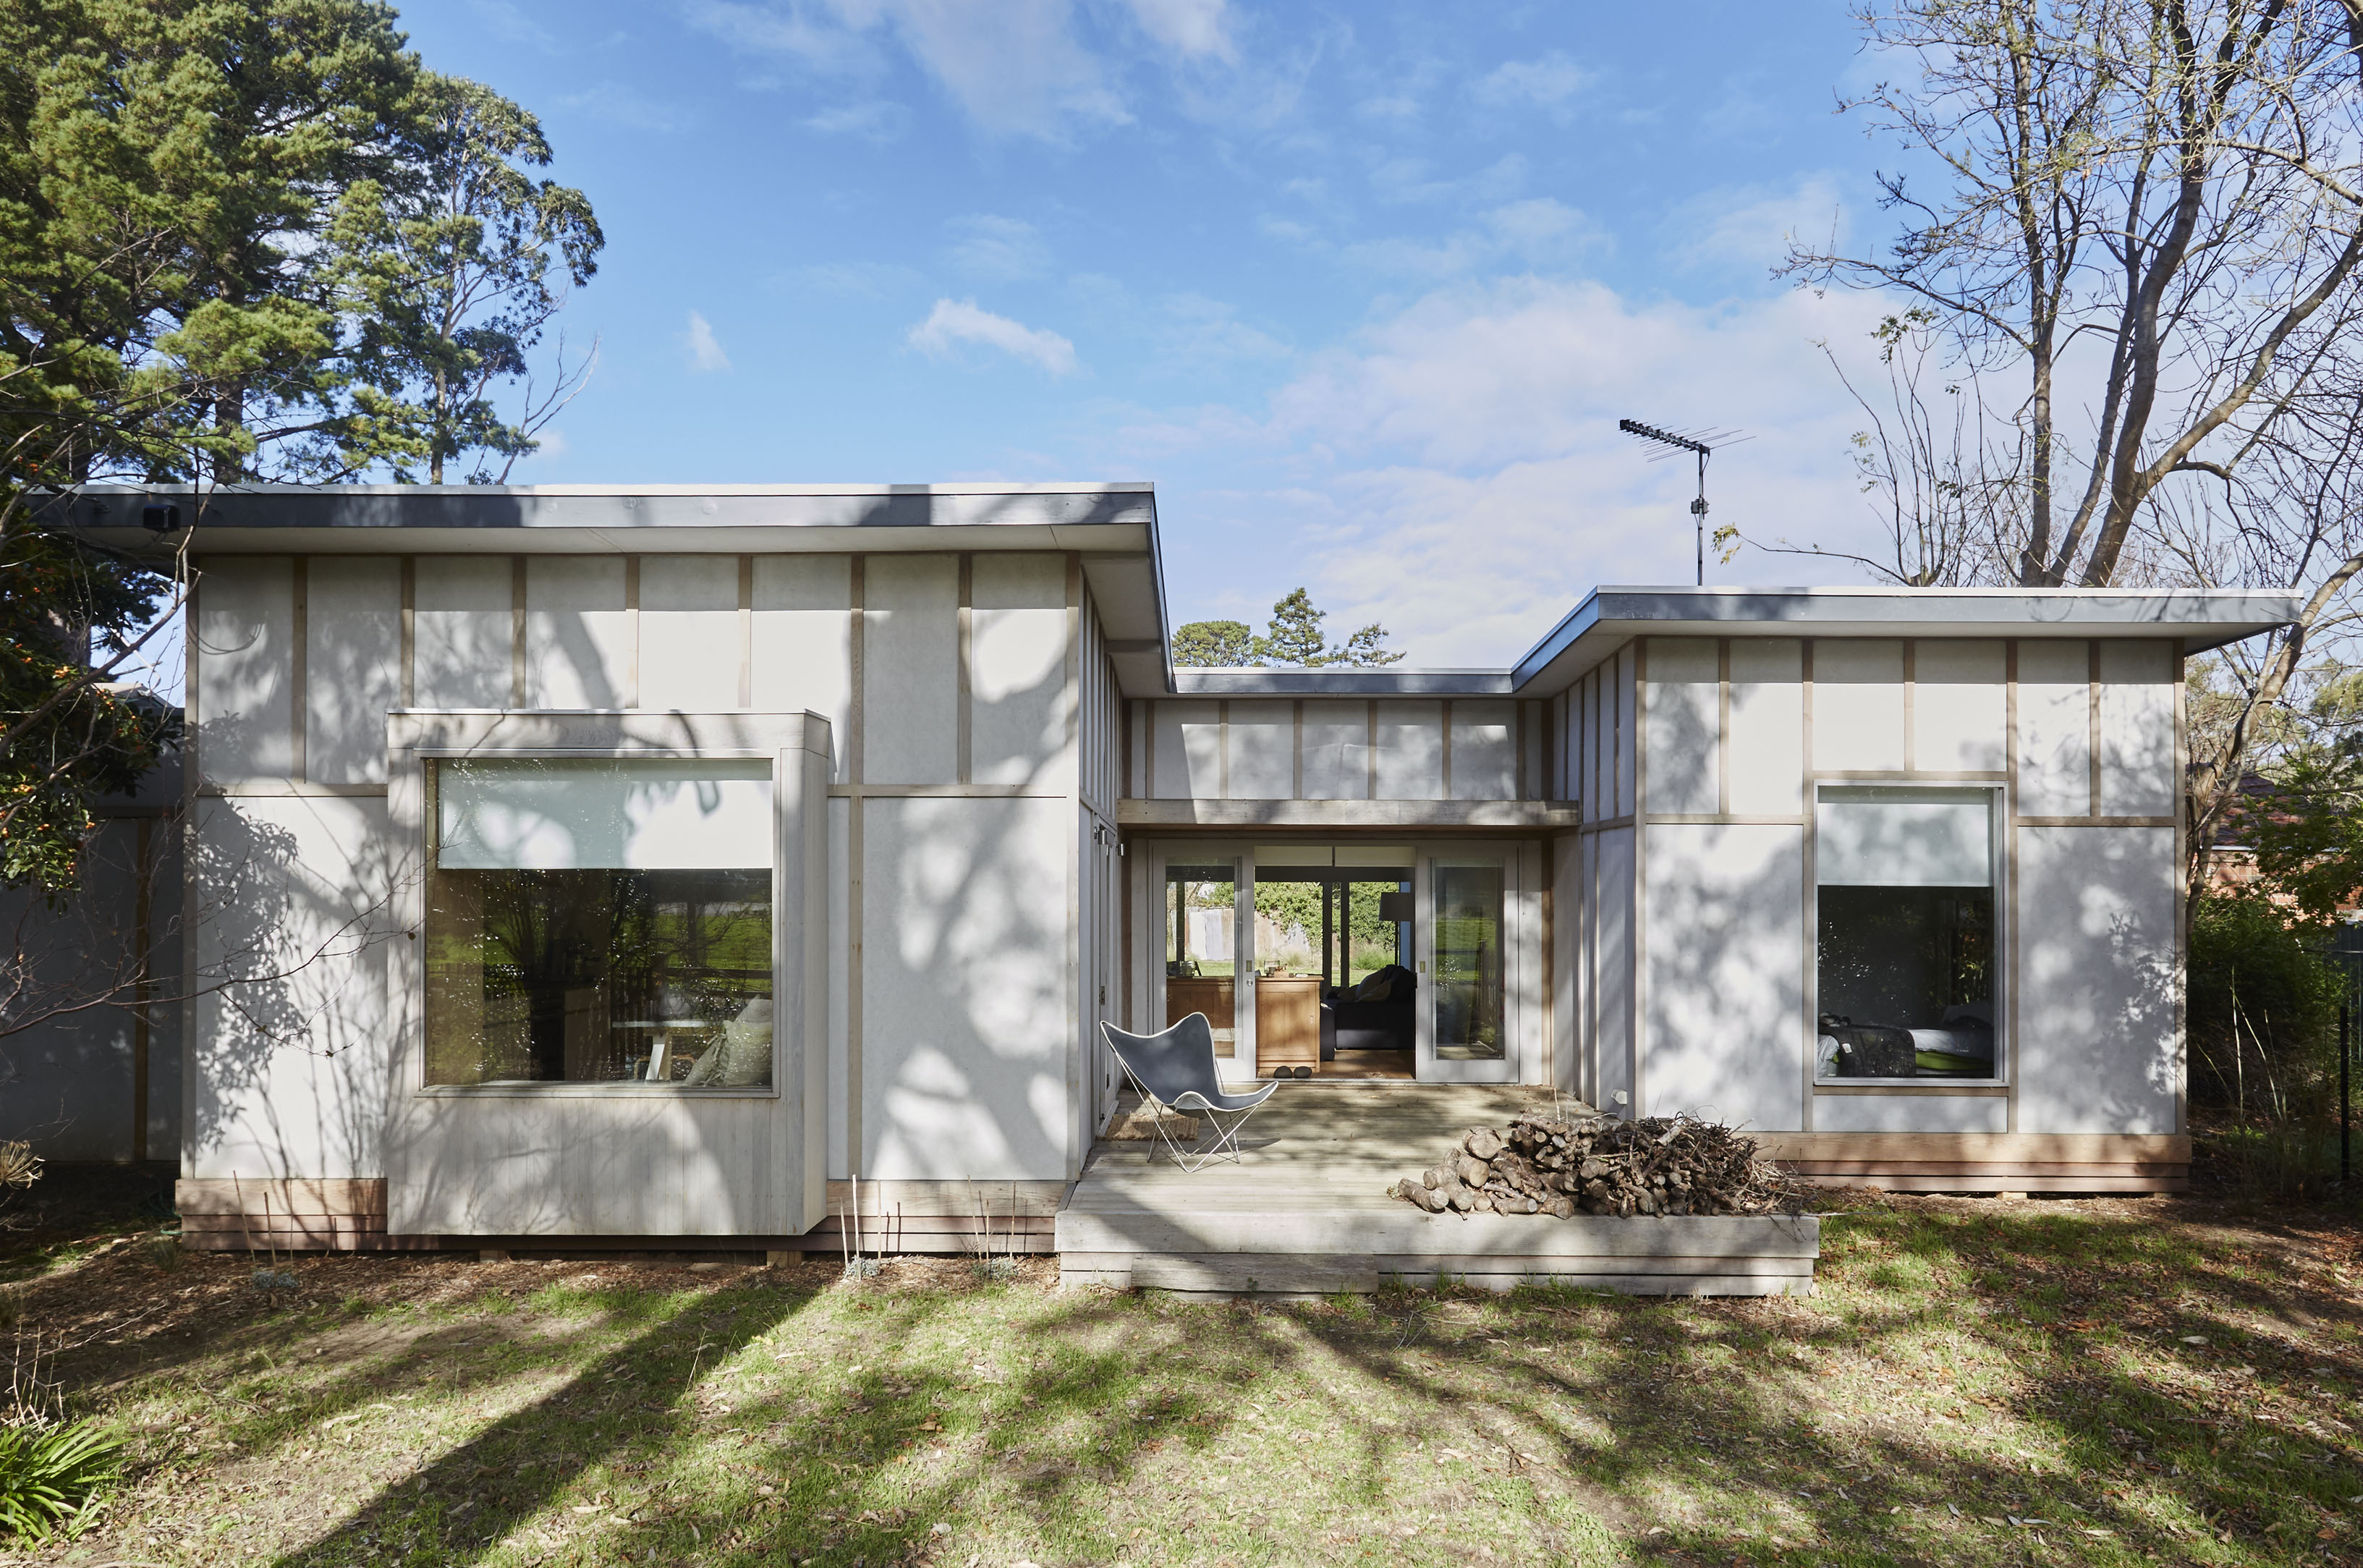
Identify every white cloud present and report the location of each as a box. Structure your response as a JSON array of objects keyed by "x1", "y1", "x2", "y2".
[
  {"x1": 946, "y1": 214, "x2": 1053, "y2": 281},
  {"x1": 1664, "y1": 175, "x2": 1848, "y2": 275},
  {"x1": 688, "y1": 0, "x2": 1237, "y2": 142},
  {"x1": 1367, "y1": 152, "x2": 1526, "y2": 208},
  {"x1": 684, "y1": 311, "x2": 732, "y2": 372},
  {"x1": 522, "y1": 428, "x2": 570, "y2": 462},
  {"x1": 682, "y1": 0, "x2": 876, "y2": 71},
  {"x1": 1132, "y1": 278, "x2": 1896, "y2": 665},
  {"x1": 791, "y1": 260, "x2": 925, "y2": 299},
  {"x1": 1321, "y1": 198, "x2": 1604, "y2": 282},
  {"x1": 1155, "y1": 292, "x2": 1291, "y2": 369},
  {"x1": 1473, "y1": 50, "x2": 1595, "y2": 121},
  {"x1": 556, "y1": 84, "x2": 688, "y2": 132},
  {"x1": 472, "y1": 0, "x2": 556, "y2": 51},
  {"x1": 805, "y1": 99, "x2": 910, "y2": 140},
  {"x1": 1119, "y1": 0, "x2": 1233, "y2": 59},
  {"x1": 907, "y1": 298, "x2": 1079, "y2": 375}
]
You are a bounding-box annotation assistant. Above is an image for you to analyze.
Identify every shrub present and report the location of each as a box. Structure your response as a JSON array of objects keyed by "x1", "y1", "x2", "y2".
[
  {"x1": 2188, "y1": 895, "x2": 2344, "y2": 1116},
  {"x1": 2188, "y1": 894, "x2": 2353, "y2": 1200},
  {"x1": 0, "y1": 1420, "x2": 122, "y2": 1541}
]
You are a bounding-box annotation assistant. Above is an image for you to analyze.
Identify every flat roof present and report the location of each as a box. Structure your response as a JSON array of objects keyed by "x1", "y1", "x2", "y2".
[{"x1": 43, "y1": 485, "x2": 2296, "y2": 698}]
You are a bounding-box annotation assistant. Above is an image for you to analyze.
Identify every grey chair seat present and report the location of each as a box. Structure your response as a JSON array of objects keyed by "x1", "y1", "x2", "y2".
[{"x1": 1100, "y1": 1014, "x2": 1278, "y2": 1171}]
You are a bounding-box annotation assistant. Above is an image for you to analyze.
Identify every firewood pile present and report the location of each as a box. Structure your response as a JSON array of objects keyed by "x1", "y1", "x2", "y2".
[{"x1": 1390, "y1": 1111, "x2": 1802, "y2": 1218}]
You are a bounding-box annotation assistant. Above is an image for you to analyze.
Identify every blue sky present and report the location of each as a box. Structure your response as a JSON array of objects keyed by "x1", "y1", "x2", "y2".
[{"x1": 392, "y1": 0, "x2": 1914, "y2": 667}]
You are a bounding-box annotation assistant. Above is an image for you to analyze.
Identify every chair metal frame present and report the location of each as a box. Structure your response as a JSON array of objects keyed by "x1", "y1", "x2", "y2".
[{"x1": 1099, "y1": 1014, "x2": 1280, "y2": 1173}]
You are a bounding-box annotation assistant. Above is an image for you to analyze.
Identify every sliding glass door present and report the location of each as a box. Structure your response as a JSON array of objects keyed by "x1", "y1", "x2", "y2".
[{"x1": 1417, "y1": 847, "x2": 1519, "y2": 1084}]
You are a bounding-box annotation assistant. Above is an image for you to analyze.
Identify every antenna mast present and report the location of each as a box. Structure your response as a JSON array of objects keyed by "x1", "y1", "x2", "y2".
[{"x1": 1618, "y1": 419, "x2": 1726, "y2": 587}]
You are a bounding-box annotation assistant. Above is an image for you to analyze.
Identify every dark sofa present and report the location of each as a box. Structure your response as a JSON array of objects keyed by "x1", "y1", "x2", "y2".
[{"x1": 1322, "y1": 965, "x2": 1416, "y2": 1056}]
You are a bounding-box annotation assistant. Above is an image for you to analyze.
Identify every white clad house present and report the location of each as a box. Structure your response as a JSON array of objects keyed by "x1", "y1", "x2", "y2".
[{"x1": 12, "y1": 483, "x2": 2294, "y2": 1255}]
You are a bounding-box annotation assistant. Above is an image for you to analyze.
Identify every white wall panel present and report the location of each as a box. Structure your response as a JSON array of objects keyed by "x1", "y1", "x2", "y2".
[
  {"x1": 1300, "y1": 700, "x2": 1368, "y2": 800},
  {"x1": 1227, "y1": 701, "x2": 1294, "y2": 798},
  {"x1": 2016, "y1": 825, "x2": 2178, "y2": 1134},
  {"x1": 1643, "y1": 637, "x2": 1718, "y2": 815},
  {"x1": 828, "y1": 794, "x2": 849, "y2": 1177},
  {"x1": 752, "y1": 556, "x2": 853, "y2": 783},
  {"x1": 1553, "y1": 834, "x2": 1580, "y2": 1096},
  {"x1": 1728, "y1": 638, "x2": 1803, "y2": 815},
  {"x1": 1450, "y1": 700, "x2": 1516, "y2": 800},
  {"x1": 1615, "y1": 648, "x2": 1636, "y2": 816},
  {"x1": 1642, "y1": 823, "x2": 1806, "y2": 1130},
  {"x1": 863, "y1": 797, "x2": 1070, "y2": 1179},
  {"x1": 1813, "y1": 1095, "x2": 2008, "y2": 1133},
  {"x1": 970, "y1": 554, "x2": 1069, "y2": 787},
  {"x1": 1375, "y1": 700, "x2": 1444, "y2": 800},
  {"x1": 1152, "y1": 700, "x2": 1221, "y2": 799},
  {"x1": 188, "y1": 794, "x2": 404, "y2": 1178},
  {"x1": 524, "y1": 556, "x2": 629, "y2": 710},
  {"x1": 414, "y1": 556, "x2": 512, "y2": 710},
  {"x1": 862, "y1": 555, "x2": 959, "y2": 784},
  {"x1": 197, "y1": 556, "x2": 294, "y2": 784},
  {"x1": 640, "y1": 556, "x2": 740, "y2": 711},
  {"x1": 1914, "y1": 640, "x2": 2007, "y2": 774},
  {"x1": 1813, "y1": 640, "x2": 1904, "y2": 772},
  {"x1": 2099, "y1": 640, "x2": 2176, "y2": 816},
  {"x1": 305, "y1": 556, "x2": 400, "y2": 785},
  {"x1": 1595, "y1": 827, "x2": 1635, "y2": 1111},
  {"x1": 2016, "y1": 640, "x2": 2091, "y2": 816},
  {"x1": 1522, "y1": 700, "x2": 1547, "y2": 800}
]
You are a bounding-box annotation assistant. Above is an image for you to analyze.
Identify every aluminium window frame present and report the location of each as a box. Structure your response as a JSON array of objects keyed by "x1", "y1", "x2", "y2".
[
  {"x1": 389, "y1": 709, "x2": 830, "y2": 1100},
  {"x1": 1808, "y1": 780, "x2": 2009, "y2": 1091}
]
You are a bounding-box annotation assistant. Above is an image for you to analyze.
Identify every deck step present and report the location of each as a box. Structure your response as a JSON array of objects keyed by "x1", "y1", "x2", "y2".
[{"x1": 1059, "y1": 1250, "x2": 1815, "y2": 1298}]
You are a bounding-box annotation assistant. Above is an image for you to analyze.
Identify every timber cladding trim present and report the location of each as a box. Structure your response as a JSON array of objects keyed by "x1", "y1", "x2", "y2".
[
  {"x1": 177, "y1": 1178, "x2": 388, "y2": 1252},
  {"x1": 177, "y1": 1178, "x2": 1068, "y2": 1252},
  {"x1": 1753, "y1": 1132, "x2": 2190, "y2": 1192}
]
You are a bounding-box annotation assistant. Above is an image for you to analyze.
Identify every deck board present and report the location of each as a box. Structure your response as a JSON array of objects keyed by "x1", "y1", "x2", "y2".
[{"x1": 1058, "y1": 1084, "x2": 1817, "y2": 1297}]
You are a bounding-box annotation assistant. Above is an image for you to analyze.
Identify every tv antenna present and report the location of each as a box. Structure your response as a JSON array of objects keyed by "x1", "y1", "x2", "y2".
[{"x1": 1619, "y1": 420, "x2": 1746, "y2": 585}]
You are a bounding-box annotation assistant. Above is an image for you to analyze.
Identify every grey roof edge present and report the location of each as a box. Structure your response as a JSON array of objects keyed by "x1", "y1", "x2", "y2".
[
  {"x1": 1173, "y1": 668, "x2": 1515, "y2": 697},
  {"x1": 47, "y1": 480, "x2": 1155, "y2": 498},
  {"x1": 38, "y1": 481, "x2": 1159, "y2": 543},
  {"x1": 1508, "y1": 585, "x2": 2302, "y2": 687}
]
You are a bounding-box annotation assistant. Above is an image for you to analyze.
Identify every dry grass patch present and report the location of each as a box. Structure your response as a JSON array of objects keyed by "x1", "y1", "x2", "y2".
[{"x1": 0, "y1": 1185, "x2": 2356, "y2": 1565}]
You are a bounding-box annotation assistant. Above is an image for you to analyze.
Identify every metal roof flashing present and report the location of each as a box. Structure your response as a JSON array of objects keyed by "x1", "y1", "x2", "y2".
[
  {"x1": 1506, "y1": 585, "x2": 2296, "y2": 692},
  {"x1": 41, "y1": 487, "x2": 2296, "y2": 700}
]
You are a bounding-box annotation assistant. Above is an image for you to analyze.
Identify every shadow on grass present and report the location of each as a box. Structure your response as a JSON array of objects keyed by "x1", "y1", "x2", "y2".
[
  {"x1": 1284, "y1": 1197, "x2": 2363, "y2": 1561},
  {"x1": 42, "y1": 1198, "x2": 2363, "y2": 1567}
]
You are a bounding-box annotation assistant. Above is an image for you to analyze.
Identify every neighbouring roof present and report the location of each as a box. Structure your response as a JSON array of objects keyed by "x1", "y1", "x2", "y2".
[{"x1": 47, "y1": 485, "x2": 2296, "y2": 700}]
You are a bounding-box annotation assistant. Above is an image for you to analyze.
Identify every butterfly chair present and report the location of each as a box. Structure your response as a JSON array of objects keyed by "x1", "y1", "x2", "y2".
[{"x1": 1099, "y1": 1014, "x2": 1281, "y2": 1174}]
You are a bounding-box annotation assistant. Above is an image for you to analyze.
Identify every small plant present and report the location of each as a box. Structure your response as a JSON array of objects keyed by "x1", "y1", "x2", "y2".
[
  {"x1": 140, "y1": 1234, "x2": 181, "y2": 1272},
  {"x1": 0, "y1": 1143, "x2": 41, "y2": 1231},
  {"x1": 0, "y1": 1420, "x2": 123, "y2": 1541},
  {"x1": 250, "y1": 1267, "x2": 300, "y2": 1293}
]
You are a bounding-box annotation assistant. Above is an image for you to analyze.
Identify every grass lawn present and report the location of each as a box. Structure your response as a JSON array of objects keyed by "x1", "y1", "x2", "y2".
[{"x1": 2, "y1": 1185, "x2": 2361, "y2": 1566}]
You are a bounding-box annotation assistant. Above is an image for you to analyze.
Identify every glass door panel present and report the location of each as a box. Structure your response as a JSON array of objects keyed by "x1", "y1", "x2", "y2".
[
  {"x1": 1163, "y1": 860, "x2": 1239, "y2": 1057},
  {"x1": 1434, "y1": 863, "x2": 1506, "y2": 1059},
  {"x1": 1420, "y1": 850, "x2": 1516, "y2": 1083}
]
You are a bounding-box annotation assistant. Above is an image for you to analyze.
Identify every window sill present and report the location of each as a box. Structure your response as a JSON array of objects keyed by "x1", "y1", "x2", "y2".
[
  {"x1": 417, "y1": 1082, "x2": 781, "y2": 1099},
  {"x1": 1815, "y1": 1080, "x2": 2007, "y2": 1094}
]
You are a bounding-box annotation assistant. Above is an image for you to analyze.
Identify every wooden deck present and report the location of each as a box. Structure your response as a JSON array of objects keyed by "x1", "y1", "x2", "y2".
[{"x1": 1057, "y1": 1084, "x2": 1819, "y2": 1297}]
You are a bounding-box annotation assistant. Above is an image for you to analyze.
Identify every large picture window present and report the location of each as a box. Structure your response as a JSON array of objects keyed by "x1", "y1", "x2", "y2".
[
  {"x1": 425, "y1": 758, "x2": 776, "y2": 1088},
  {"x1": 1815, "y1": 787, "x2": 1998, "y2": 1081}
]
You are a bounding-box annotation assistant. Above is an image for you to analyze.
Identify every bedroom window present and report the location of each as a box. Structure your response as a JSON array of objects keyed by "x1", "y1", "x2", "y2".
[
  {"x1": 1815, "y1": 786, "x2": 1998, "y2": 1081},
  {"x1": 424, "y1": 758, "x2": 776, "y2": 1088}
]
